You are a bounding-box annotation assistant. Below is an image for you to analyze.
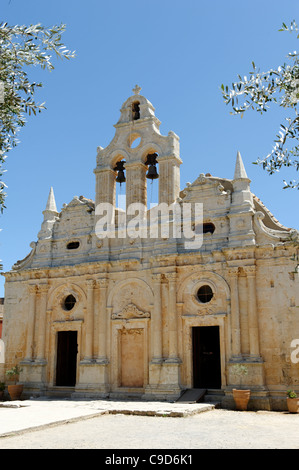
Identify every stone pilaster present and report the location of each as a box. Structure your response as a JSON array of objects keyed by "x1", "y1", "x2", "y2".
[
  {"x1": 151, "y1": 274, "x2": 163, "y2": 363},
  {"x1": 158, "y1": 155, "x2": 181, "y2": 206},
  {"x1": 96, "y1": 278, "x2": 109, "y2": 364},
  {"x1": 82, "y1": 279, "x2": 95, "y2": 363},
  {"x1": 244, "y1": 266, "x2": 261, "y2": 358},
  {"x1": 94, "y1": 167, "x2": 116, "y2": 209},
  {"x1": 228, "y1": 267, "x2": 242, "y2": 359},
  {"x1": 165, "y1": 272, "x2": 180, "y2": 363},
  {"x1": 35, "y1": 284, "x2": 49, "y2": 363},
  {"x1": 24, "y1": 284, "x2": 38, "y2": 362}
]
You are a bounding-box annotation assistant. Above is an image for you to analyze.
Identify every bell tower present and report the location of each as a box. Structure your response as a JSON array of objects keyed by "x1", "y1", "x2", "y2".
[{"x1": 94, "y1": 86, "x2": 182, "y2": 218}]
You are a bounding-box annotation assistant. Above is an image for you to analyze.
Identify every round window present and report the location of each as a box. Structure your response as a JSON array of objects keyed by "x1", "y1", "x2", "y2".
[
  {"x1": 64, "y1": 294, "x2": 76, "y2": 311},
  {"x1": 197, "y1": 285, "x2": 213, "y2": 303}
]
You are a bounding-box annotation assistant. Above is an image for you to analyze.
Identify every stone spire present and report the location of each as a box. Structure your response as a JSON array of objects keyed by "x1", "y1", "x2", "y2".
[
  {"x1": 37, "y1": 187, "x2": 58, "y2": 240},
  {"x1": 234, "y1": 151, "x2": 248, "y2": 180},
  {"x1": 45, "y1": 187, "x2": 57, "y2": 213},
  {"x1": 229, "y1": 151, "x2": 255, "y2": 247}
]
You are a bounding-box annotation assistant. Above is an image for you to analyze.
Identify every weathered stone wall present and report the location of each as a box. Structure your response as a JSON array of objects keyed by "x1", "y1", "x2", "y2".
[{"x1": 2, "y1": 88, "x2": 299, "y2": 410}]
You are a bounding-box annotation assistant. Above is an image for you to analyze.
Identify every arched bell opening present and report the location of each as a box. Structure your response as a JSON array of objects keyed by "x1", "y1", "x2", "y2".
[
  {"x1": 132, "y1": 101, "x2": 140, "y2": 121},
  {"x1": 145, "y1": 152, "x2": 159, "y2": 210},
  {"x1": 114, "y1": 159, "x2": 126, "y2": 209}
]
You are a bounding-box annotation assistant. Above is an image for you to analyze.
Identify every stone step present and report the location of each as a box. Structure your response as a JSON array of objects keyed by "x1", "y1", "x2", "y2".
[
  {"x1": 45, "y1": 387, "x2": 75, "y2": 398},
  {"x1": 176, "y1": 389, "x2": 207, "y2": 403}
]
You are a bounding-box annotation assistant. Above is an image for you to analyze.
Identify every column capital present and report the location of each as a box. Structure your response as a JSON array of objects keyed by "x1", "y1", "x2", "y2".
[
  {"x1": 97, "y1": 278, "x2": 108, "y2": 288},
  {"x1": 227, "y1": 266, "x2": 239, "y2": 277},
  {"x1": 94, "y1": 166, "x2": 117, "y2": 174},
  {"x1": 152, "y1": 273, "x2": 162, "y2": 282},
  {"x1": 165, "y1": 272, "x2": 177, "y2": 282},
  {"x1": 28, "y1": 284, "x2": 38, "y2": 294},
  {"x1": 243, "y1": 265, "x2": 256, "y2": 277},
  {"x1": 37, "y1": 284, "x2": 49, "y2": 294},
  {"x1": 86, "y1": 279, "x2": 96, "y2": 289},
  {"x1": 157, "y1": 154, "x2": 182, "y2": 165},
  {"x1": 125, "y1": 161, "x2": 147, "y2": 169}
]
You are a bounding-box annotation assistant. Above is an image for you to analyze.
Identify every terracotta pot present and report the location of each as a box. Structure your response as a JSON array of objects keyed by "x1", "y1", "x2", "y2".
[
  {"x1": 8, "y1": 384, "x2": 23, "y2": 401},
  {"x1": 233, "y1": 389, "x2": 251, "y2": 411},
  {"x1": 287, "y1": 397, "x2": 299, "y2": 413}
]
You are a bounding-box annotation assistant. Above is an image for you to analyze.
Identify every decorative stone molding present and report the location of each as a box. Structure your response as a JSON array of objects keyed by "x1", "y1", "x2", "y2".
[
  {"x1": 86, "y1": 279, "x2": 96, "y2": 289},
  {"x1": 112, "y1": 303, "x2": 150, "y2": 320},
  {"x1": 12, "y1": 242, "x2": 37, "y2": 271},
  {"x1": 97, "y1": 278, "x2": 108, "y2": 288},
  {"x1": 243, "y1": 265, "x2": 256, "y2": 277},
  {"x1": 164, "y1": 272, "x2": 177, "y2": 282},
  {"x1": 37, "y1": 283, "x2": 49, "y2": 294},
  {"x1": 197, "y1": 306, "x2": 215, "y2": 316},
  {"x1": 28, "y1": 283, "x2": 38, "y2": 295},
  {"x1": 253, "y1": 211, "x2": 297, "y2": 246},
  {"x1": 152, "y1": 273, "x2": 162, "y2": 282},
  {"x1": 227, "y1": 266, "x2": 240, "y2": 277}
]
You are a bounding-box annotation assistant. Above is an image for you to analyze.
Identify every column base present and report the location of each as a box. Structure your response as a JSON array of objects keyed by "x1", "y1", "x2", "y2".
[
  {"x1": 228, "y1": 358, "x2": 266, "y2": 388},
  {"x1": 148, "y1": 359, "x2": 181, "y2": 399},
  {"x1": 78, "y1": 361, "x2": 109, "y2": 390},
  {"x1": 19, "y1": 361, "x2": 48, "y2": 394}
]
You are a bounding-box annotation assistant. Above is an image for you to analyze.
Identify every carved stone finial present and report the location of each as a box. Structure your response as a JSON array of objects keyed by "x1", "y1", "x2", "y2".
[
  {"x1": 132, "y1": 84, "x2": 142, "y2": 95},
  {"x1": 45, "y1": 187, "x2": 58, "y2": 213},
  {"x1": 234, "y1": 151, "x2": 248, "y2": 180}
]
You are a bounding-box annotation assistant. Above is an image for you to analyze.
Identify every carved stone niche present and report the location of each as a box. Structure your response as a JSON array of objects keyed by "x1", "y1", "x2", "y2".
[{"x1": 112, "y1": 303, "x2": 150, "y2": 320}]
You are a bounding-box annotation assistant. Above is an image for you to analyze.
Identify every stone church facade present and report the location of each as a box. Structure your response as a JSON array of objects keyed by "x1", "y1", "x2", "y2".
[{"x1": 1, "y1": 86, "x2": 299, "y2": 410}]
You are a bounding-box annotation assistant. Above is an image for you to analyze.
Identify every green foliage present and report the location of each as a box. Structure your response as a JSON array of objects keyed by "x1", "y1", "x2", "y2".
[
  {"x1": 221, "y1": 20, "x2": 299, "y2": 189},
  {"x1": 0, "y1": 22, "x2": 75, "y2": 213},
  {"x1": 5, "y1": 365, "x2": 23, "y2": 384},
  {"x1": 0, "y1": 381, "x2": 5, "y2": 391},
  {"x1": 287, "y1": 389, "x2": 297, "y2": 398}
]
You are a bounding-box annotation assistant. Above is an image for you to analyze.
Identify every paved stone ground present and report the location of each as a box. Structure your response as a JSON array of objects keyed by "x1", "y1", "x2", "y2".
[
  {"x1": 0, "y1": 398, "x2": 214, "y2": 436},
  {"x1": 0, "y1": 399, "x2": 298, "y2": 449}
]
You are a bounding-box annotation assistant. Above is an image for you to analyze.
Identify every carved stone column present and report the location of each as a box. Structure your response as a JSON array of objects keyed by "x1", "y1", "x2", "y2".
[
  {"x1": 151, "y1": 274, "x2": 163, "y2": 363},
  {"x1": 158, "y1": 155, "x2": 181, "y2": 206},
  {"x1": 35, "y1": 284, "x2": 49, "y2": 363},
  {"x1": 245, "y1": 266, "x2": 261, "y2": 358},
  {"x1": 24, "y1": 284, "x2": 37, "y2": 362},
  {"x1": 83, "y1": 279, "x2": 95, "y2": 362},
  {"x1": 95, "y1": 168, "x2": 116, "y2": 208},
  {"x1": 165, "y1": 272, "x2": 179, "y2": 362},
  {"x1": 125, "y1": 162, "x2": 147, "y2": 217},
  {"x1": 96, "y1": 278, "x2": 109, "y2": 364},
  {"x1": 228, "y1": 267, "x2": 241, "y2": 358}
]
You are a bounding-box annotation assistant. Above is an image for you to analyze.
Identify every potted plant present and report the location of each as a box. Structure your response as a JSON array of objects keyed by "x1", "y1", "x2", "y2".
[
  {"x1": 232, "y1": 364, "x2": 251, "y2": 411},
  {"x1": 5, "y1": 365, "x2": 23, "y2": 401},
  {"x1": 0, "y1": 382, "x2": 5, "y2": 401},
  {"x1": 287, "y1": 390, "x2": 299, "y2": 413}
]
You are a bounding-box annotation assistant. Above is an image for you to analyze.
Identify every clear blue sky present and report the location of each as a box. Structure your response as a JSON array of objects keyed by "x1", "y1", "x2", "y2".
[{"x1": 1, "y1": 0, "x2": 299, "y2": 296}]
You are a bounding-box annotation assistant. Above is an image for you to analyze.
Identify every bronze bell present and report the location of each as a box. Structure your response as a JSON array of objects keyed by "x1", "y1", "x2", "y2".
[
  {"x1": 146, "y1": 164, "x2": 159, "y2": 180},
  {"x1": 145, "y1": 153, "x2": 159, "y2": 180},
  {"x1": 114, "y1": 161, "x2": 126, "y2": 184}
]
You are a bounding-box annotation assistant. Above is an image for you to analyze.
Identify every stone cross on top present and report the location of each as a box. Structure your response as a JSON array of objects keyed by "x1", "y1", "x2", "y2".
[{"x1": 132, "y1": 84, "x2": 142, "y2": 95}]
